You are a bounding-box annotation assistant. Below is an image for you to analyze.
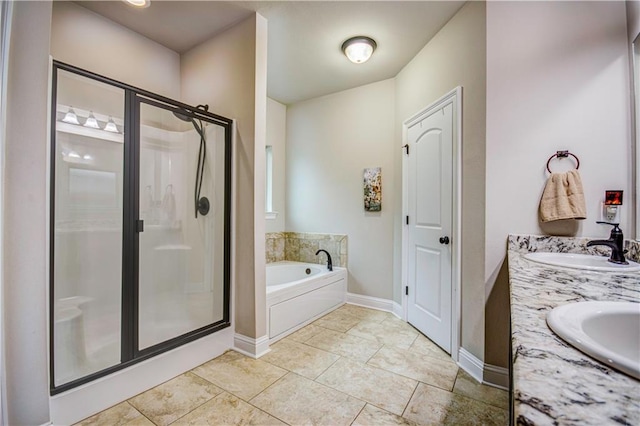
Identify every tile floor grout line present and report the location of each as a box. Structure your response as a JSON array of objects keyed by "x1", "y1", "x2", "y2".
[
  {"x1": 368, "y1": 401, "x2": 418, "y2": 424},
  {"x1": 425, "y1": 379, "x2": 509, "y2": 416},
  {"x1": 252, "y1": 370, "x2": 366, "y2": 426},
  {"x1": 311, "y1": 353, "x2": 342, "y2": 382},
  {"x1": 246, "y1": 369, "x2": 292, "y2": 404},
  {"x1": 399, "y1": 378, "x2": 420, "y2": 419},
  {"x1": 450, "y1": 376, "x2": 510, "y2": 411},
  {"x1": 164, "y1": 391, "x2": 222, "y2": 426},
  {"x1": 125, "y1": 400, "x2": 158, "y2": 426},
  {"x1": 364, "y1": 343, "x2": 384, "y2": 364},
  {"x1": 348, "y1": 402, "x2": 367, "y2": 426},
  {"x1": 245, "y1": 396, "x2": 293, "y2": 426},
  {"x1": 360, "y1": 354, "x2": 425, "y2": 387}
]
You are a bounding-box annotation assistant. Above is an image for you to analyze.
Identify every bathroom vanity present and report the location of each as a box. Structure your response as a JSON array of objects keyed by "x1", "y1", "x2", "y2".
[{"x1": 508, "y1": 235, "x2": 640, "y2": 425}]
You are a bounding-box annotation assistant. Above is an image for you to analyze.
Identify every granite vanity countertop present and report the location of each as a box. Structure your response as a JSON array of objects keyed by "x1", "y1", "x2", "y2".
[{"x1": 508, "y1": 235, "x2": 640, "y2": 426}]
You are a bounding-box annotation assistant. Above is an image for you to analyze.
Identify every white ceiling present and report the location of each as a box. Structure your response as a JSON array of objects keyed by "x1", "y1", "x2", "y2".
[{"x1": 75, "y1": 1, "x2": 466, "y2": 104}]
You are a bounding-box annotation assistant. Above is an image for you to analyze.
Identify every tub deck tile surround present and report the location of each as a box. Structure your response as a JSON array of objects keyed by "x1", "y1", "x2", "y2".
[
  {"x1": 266, "y1": 232, "x2": 286, "y2": 264},
  {"x1": 75, "y1": 304, "x2": 507, "y2": 426},
  {"x1": 508, "y1": 234, "x2": 640, "y2": 426},
  {"x1": 266, "y1": 232, "x2": 348, "y2": 267}
]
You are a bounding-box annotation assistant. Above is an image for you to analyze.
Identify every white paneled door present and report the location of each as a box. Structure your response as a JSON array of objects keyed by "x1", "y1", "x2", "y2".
[{"x1": 406, "y1": 101, "x2": 454, "y2": 353}]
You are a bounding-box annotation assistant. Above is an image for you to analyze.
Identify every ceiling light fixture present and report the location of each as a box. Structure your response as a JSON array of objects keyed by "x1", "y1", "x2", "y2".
[
  {"x1": 104, "y1": 117, "x2": 119, "y2": 133},
  {"x1": 123, "y1": 0, "x2": 151, "y2": 8},
  {"x1": 83, "y1": 111, "x2": 100, "y2": 129},
  {"x1": 341, "y1": 36, "x2": 377, "y2": 64},
  {"x1": 62, "y1": 107, "x2": 80, "y2": 125}
]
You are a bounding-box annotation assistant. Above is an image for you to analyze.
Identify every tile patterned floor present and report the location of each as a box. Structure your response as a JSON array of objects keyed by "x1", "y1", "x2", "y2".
[{"x1": 76, "y1": 304, "x2": 508, "y2": 426}]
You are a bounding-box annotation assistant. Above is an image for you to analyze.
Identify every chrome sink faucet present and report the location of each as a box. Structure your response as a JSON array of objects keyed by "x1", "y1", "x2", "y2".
[
  {"x1": 315, "y1": 249, "x2": 333, "y2": 271},
  {"x1": 586, "y1": 221, "x2": 628, "y2": 265}
]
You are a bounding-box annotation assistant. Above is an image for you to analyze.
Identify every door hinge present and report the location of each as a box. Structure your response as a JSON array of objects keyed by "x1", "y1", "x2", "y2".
[
  {"x1": 405, "y1": 286, "x2": 409, "y2": 296},
  {"x1": 136, "y1": 219, "x2": 144, "y2": 233},
  {"x1": 406, "y1": 215, "x2": 409, "y2": 225},
  {"x1": 403, "y1": 144, "x2": 409, "y2": 155}
]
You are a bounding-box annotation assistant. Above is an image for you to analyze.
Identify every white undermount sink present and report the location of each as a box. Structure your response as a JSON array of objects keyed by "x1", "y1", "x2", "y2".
[
  {"x1": 525, "y1": 252, "x2": 640, "y2": 272},
  {"x1": 547, "y1": 301, "x2": 640, "y2": 379}
]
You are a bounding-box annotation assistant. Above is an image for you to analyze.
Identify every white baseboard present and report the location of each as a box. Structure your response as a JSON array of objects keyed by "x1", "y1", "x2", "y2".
[
  {"x1": 392, "y1": 301, "x2": 403, "y2": 319},
  {"x1": 458, "y1": 348, "x2": 510, "y2": 390},
  {"x1": 458, "y1": 347, "x2": 484, "y2": 383},
  {"x1": 484, "y1": 363, "x2": 509, "y2": 390},
  {"x1": 233, "y1": 333, "x2": 271, "y2": 358},
  {"x1": 346, "y1": 292, "x2": 395, "y2": 313}
]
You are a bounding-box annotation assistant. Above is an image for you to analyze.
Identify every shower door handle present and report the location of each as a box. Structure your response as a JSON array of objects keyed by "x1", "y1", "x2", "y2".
[{"x1": 136, "y1": 219, "x2": 144, "y2": 233}]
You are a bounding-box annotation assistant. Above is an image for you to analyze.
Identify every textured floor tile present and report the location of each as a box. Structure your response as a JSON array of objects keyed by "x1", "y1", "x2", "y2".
[
  {"x1": 305, "y1": 329, "x2": 382, "y2": 362},
  {"x1": 352, "y1": 404, "x2": 418, "y2": 426},
  {"x1": 261, "y1": 339, "x2": 339, "y2": 379},
  {"x1": 403, "y1": 383, "x2": 508, "y2": 425},
  {"x1": 316, "y1": 357, "x2": 417, "y2": 416},
  {"x1": 338, "y1": 304, "x2": 392, "y2": 322},
  {"x1": 314, "y1": 309, "x2": 362, "y2": 332},
  {"x1": 173, "y1": 391, "x2": 285, "y2": 425},
  {"x1": 192, "y1": 351, "x2": 287, "y2": 400},
  {"x1": 453, "y1": 369, "x2": 509, "y2": 410},
  {"x1": 283, "y1": 323, "x2": 326, "y2": 343},
  {"x1": 408, "y1": 334, "x2": 452, "y2": 361},
  {"x1": 75, "y1": 402, "x2": 143, "y2": 426},
  {"x1": 347, "y1": 320, "x2": 418, "y2": 350},
  {"x1": 124, "y1": 417, "x2": 154, "y2": 426},
  {"x1": 128, "y1": 372, "x2": 222, "y2": 426},
  {"x1": 251, "y1": 373, "x2": 365, "y2": 426},
  {"x1": 368, "y1": 346, "x2": 458, "y2": 391}
]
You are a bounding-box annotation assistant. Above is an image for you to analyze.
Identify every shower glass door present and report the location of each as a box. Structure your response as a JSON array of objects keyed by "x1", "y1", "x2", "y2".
[
  {"x1": 52, "y1": 69, "x2": 125, "y2": 387},
  {"x1": 137, "y1": 99, "x2": 228, "y2": 351},
  {"x1": 50, "y1": 62, "x2": 232, "y2": 394}
]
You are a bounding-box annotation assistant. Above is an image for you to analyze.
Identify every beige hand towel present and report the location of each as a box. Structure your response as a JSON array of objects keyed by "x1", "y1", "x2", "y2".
[{"x1": 539, "y1": 169, "x2": 587, "y2": 222}]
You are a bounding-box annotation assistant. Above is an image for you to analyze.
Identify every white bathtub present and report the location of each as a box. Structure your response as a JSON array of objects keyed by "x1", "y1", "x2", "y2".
[{"x1": 267, "y1": 261, "x2": 347, "y2": 341}]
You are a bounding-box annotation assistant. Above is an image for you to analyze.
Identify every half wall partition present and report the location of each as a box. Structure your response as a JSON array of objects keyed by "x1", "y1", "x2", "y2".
[{"x1": 50, "y1": 62, "x2": 232, "y2": 394}]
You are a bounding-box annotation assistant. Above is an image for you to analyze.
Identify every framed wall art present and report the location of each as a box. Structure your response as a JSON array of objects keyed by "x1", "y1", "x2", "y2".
[{"x1": 363, "y1": 167, "x2": 382, "y2": 212}]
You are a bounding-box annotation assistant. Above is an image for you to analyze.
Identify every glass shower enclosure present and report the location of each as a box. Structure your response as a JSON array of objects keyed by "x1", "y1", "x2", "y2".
[{"x1": 50, "y1": 62, "x2": 232, "y2": 393}]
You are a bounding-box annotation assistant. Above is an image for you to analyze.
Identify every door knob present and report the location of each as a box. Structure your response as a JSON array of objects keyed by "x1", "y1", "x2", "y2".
[{"x1": 439, "y1": 236, "x2": 450, "y2": 245}]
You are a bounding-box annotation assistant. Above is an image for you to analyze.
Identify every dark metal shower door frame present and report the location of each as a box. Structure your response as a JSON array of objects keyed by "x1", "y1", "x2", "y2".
[{"x1": 49, "y1": 61, "x2": 233, "y2": 395}]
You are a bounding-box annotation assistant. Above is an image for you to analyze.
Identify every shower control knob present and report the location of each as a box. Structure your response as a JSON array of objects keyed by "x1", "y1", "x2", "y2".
[
  {"x1": 439, "y1": 236, "x2": 450, "y2": 245},
  {"x1": 197, "y1": 197, "x2": 210, "y2": 216}
]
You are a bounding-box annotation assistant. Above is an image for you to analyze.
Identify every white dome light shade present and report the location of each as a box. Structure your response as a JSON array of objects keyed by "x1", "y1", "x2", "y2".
[
  {"x1": 342, "y1": 36, "x2": 377, "y2": 64},
  {"x1": 84, "y1": 111, "x2": 100, "y2": 129},
  {"x1": 123, "y1": 0, "x2": 150, "y2": 8},
  {"x1": 62, "y1": 107, "x2": 80, "y2": 125},
  {"x1": 104, "y1": 117, "x2": 119, "y2": 133}
]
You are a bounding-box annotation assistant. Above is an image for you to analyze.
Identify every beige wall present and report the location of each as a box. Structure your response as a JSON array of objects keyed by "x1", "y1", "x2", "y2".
[
  {"x1": 266, "y1": 97, "x2": 286, "y2": 233},
  {"x1": 628, "y1": 1, "x2": 640, "y2": 44},
  {"x1": 485, "y1": 1, "x2": 631, "y2": 368},
  {"x1": 3, "y1": 1, "x2": 52, "y2": 424},
  {"x1": 286, "y1": 79, "x2": 396, "y2": 299},
  {"x1": 51, "y1": 1, "x2": 180, "y2": 99},
  {"x1": 181, "y1": 14, "x2": 268, "y2": 339},
  {"x1": 395, "y1": 1, "x2": 487, "y2": 361}
]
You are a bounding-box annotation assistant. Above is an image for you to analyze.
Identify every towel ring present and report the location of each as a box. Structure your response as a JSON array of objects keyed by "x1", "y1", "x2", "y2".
[{"x1": 546, "y1": 150, "x2": 580, "y2": 173}]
